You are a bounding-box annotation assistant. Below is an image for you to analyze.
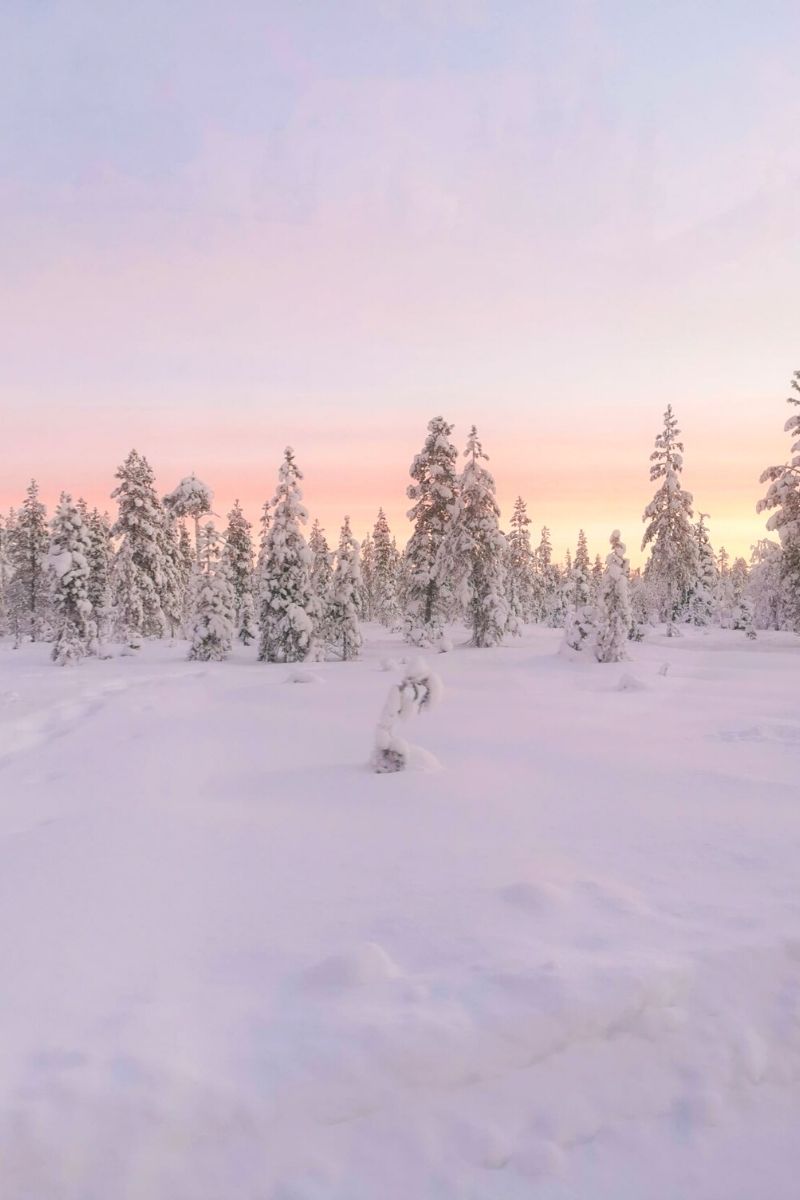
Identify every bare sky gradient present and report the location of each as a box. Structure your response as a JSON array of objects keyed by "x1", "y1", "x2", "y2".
[{"x1": 1, "y1": 1, "x2": 798, "y2": 561}]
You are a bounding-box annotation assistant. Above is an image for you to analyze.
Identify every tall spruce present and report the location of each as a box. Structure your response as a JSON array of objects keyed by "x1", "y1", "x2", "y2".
[
  {"x1": 163, "y1": 473, "x2": 213, "y2": 562},
  {"x1": 642, "y1": 406, "x2": 698, "y2": 634},
  {"x1": 507, "y1": 496, "x2": 534, "y2": 625},
  {"x1": 404, "y1": 416, "x2": 459, "y2": 646},
  {"x1": 688, "y1": 513, "x2": 717, "y2": 626},
  {"x1": 9, "y1": 480, "x2": 50, "y2": 641},
  {"x1": 371, "y1": 508, "x2": 400, "y2": 627},
  {"x1": 309, "y1": 519, "x2": 333, "y2": 645},
  {"x1": 49, "y1": 493, "x2": 92, "y2": 665},
  {"x1": 258, "y1": 448, "x2": 316, "y2": 663},
  {"x1": 451, "y1": 426, "x2": 509, "y2": 647},
  {"x1": 327, "y1": 516, "x2": 363, "y2": 660},
  {"x1": 595, "y1": 530, "x2": 632, "y2": 663},
  {"x1": 757, "y1": 369, "x2": 800, "y2": 627},
  {"x1": 111, "y1": 450, "x2": 167, "y2": 637}
]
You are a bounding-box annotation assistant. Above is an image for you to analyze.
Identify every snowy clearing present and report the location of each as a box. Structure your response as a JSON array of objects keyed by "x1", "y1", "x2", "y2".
[{"x1": 1, "y1": 625, "x2": 799, "y2": 1199}]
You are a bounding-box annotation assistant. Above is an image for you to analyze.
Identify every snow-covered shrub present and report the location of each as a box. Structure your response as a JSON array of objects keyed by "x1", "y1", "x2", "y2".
[{"x1": 372, "y1": 660, "x2": 443, "y2": 773}]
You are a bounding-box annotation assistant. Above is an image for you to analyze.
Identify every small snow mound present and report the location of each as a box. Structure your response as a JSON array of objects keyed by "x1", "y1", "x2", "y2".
[
  {"x1": 617, "y1": 672, "x2": 647, "y2": 692},
  {"x1": 285, "y1": 669, "x2": 323, "y2": 684},
  {"x1": 379, "y1": 657, "x2": 400, "y2": 672},
  {"x1": 437, "y1": 637, "x2": 453, "y2": 654},
  {"x1": 514, "y1": 1138, "x2": 566, "y2": 1179},
  {"x1": 301, "y1": 942, "x2": 401, "y2": 990},
  {"x1": 404, "y1": 744, "x2": 441, "y2": 772},
  {"x1": 500, "y1": 881, "x2": 566, "y2": 913}
]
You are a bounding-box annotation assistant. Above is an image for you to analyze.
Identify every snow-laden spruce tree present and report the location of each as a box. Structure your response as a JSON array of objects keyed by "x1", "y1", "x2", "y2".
[
  {"x1": 506, "y1": 496, "x2": 534, "y2": 625},
  {"x1": 327, "y1": 516, "x2": 363, "y2": 660},
  {"x1": 159, "y1": 508, "x2": 186, "y2": 638},
  {"x1": 534, "y1": 526, "x2": 560, "y2": 625},
  {"x1": 594, "y1": 530, "x2": 632, "y2": 663},
  {"x1": 757, "y1": 370, "x2": 800, "y2": 628},
  {"x1": 450, "y1": 426, "x2": 509, "y2": 647},
  {"x1": 49, "y1": 493, "x2": 93, "y2": 665},
  {"x1": 748, "y1": 540, "x2": 790, "y2": 630},
  {"x1": 641, "y1": 406, "x2": 698, "y2": 634},
  {"x1": 8, "y1": 480, "x2": 50, "y2": 642},
  {"x1": 223, "y1": 500, "x2": 256, "y2": 645},
  {"x1": 359, "y1": 530, "x2": 375, "y2": 621},
  {"x1": 563, "y1": 529, "x2": 595, "y2": 651},
  {"x1": 163, "y1": 473, "x2": 213, "y2": 562},
  {"x1": 371, "y1": 508, "x2": 400, "y2": 627},
  {"x1": 111, "y1": 450, "x2": 167, "y2": 638},
  {"x1": 188, "y1": 556, "x2": 236, "y2": 661},
  {"x1": 85, "y1": 507, "x2": 112, "y2": 651},
  {"x1": 404, "y1": 416, "x2": 459, "y2": 646},
  {"x1": 0, "y1": 513, "x2": 13, "y2": 638},
  {"x1": 308, "y1": 519, "x2": 333, "y2": 645},
  {"x1": 258, "y1": 448, "x2": 316, "y2": 663},
  {"x1": 687, "y1": 513, "x2": 718, "y2": 626}
]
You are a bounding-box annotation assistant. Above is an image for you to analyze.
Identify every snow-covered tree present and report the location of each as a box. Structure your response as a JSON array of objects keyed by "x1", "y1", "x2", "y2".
[
  {"x1": 327, "y1": 516, "x2": 363, "y2": 660},
  {"x1": 372, "y1": 660, "x2": 443, "y2": 773},
  {"x1": 308, "y1": 519, "x2": 333, "y2": 645},
  {"x1": 188, "y1": 557, "x2": 235, "y2": 661},
  {"x1": 404, "y1": 416, "x2": 459, "y2": 645},
  {"x1": 359, "y1": 531, "x2": 375, "y2": 621},
  {"x1": 8, "y1": 480, "x2": 50, "y2": 642},
  {"x1": 533, "y1": 526, "x2": 560, "y2": 625},
  {"x1": 748, "y1": 539, "x2": 790, "y2": 630},
  {"x1": 758, "y1": 370, "x2": 800, "y2": 628},
  {"x1": 111, "y1": 450, "x2": 167, "y2": 638},
  {"x1": 506, "y1": 496, "x2": 534, "y2": 625},
  {"x1": 49, "y1": 493, "x2": 92, "y2": 665},
  {"x1": 371, "y1": 508, "x2": 400, "y2": 627},
  {"x1": 0, "y1": 513, "x2": 15, "y2": 638},
  {"x1": 563, "y1": 529, "x2": 595, "y2": 651},
  {"x1": 642, "y1": 406, "x2": 698, "y2": 634},
  {"x1": 222, "y1": 500, "x2": 256, "y2": 645},
  {"x1": 258, "y1": 448, "x2": 316, "y2": 663},
  {"x1": 159, "y1": 508, "x2": 186, "y2": 638},
  {"x1": 85, "y1": 507, "x2": 113, "y2": 651},
  {"x1": 450, "y1": 426, "x2": 509, "y2": 646},
  {"x1": 163, "y1": 473, "x2": 213, "y2": 562},
  {"x1": 687, "y1": 513, "x2": 718, "y2": 626},
  {"x1": 594, "y1": 530, "x2": 632, "y2": 663}
]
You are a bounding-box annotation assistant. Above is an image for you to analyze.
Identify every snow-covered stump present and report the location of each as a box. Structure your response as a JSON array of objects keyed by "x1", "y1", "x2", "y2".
[{"x1": 372, "y1": 660, "x2": 443, "y2": 773}]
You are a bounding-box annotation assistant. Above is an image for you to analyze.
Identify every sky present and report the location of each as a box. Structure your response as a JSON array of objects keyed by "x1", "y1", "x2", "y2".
[{"x1": 1, "y1": 0, "x2": 799, "y2": 563}]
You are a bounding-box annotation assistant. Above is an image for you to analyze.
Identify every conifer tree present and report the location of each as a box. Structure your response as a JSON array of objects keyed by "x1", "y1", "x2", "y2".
[
  {"x1": 111, "y1": 539, "x2": 144, "y2": 643},
  {"x1": 641, "y1": 406, "x2": 698, "y2": 634},
  {"x1": 8, "y1": 480, "x2": 50, "y2": 641},
  {"x1": 359, "y1": 531, "x2": 375, "y2": 621},
  {"x1": 163, "y1": 473, "x2": 213, "y2": 562},
  {"x1": 177, "y1": 524, "x2": 195, "y2": 627},
  {"x1": 111, "y1": 450, "x2": 167, "y2": 638},
  {"x1": 534, "y1": 526, "x2": 559, "y2": 624},
  {"x1": 758, "y1": 369, "x2": 800, "y2": 627},
  {"x1": 450, "y1": 426, "x2": 509, "y2": 647},
  {"x1": 595, "y1": 530, "x2": 632, "y2": 663},
  {"x1": 188, "y1": 556, "x2": 235, "y2": 661},
  {"x1": 404, "y1": 416, "x2": 459, "y2": 646},
  {"x1": 688, "y1": 513, "x2": 718, "y2": 626},
  {"x1": 258, "y1": 448, "x2": 316, "y2": 663},
  {"x1": 371, "y1": 508, "x2": 400, "y2": 627},
  {"x1": 222, "y1": 500, "x2": 256, "y2": 645},
  {"x1": 563, "y1": 531, "x2": 595, "y2": 651},
  {"x1": 86, "y1": 508, "x2": 113, "y2": 650},
  {"x1": 506, "y1": 496, "x2": 534, "y2": 625},
  {"x1": 748, "y1": 540, "x2": 789, "y2": 630},
  {"x1": 49, "y1": 493, "x2": 92, "y2": 665},
  {"x1": 309, "y1": 519, "x2": 333, "y2": 645},
  {"x1": 0, "y1": 513, "x2": 14, "y2": 638},
  {"x1": 159, "y1": 508, "x2": 186, "y2": 638},
  {"x1": 327, "y1": 516, "x2": 363, "y2": 660}
]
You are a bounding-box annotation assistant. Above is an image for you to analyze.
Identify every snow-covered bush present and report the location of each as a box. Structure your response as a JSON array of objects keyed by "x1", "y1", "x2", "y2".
[{"x1": 372, "y1": 660, "x2": 443, "y2": 773}]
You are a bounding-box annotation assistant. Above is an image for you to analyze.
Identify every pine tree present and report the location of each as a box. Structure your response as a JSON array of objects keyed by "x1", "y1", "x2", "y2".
[
  {"x1": 110, "y1": 539, "x2": 143, "y2": 643},
  {"x1": 506, "y1": 496, "x2": 534, "y2": 625},
  {"x1": 533, "y1": 526, "x2": 559, "y2": 625},
  {"x1": 159, "y1": 508, "x2": 186, "y2": 638},
  {"x1": 309, "y1": 519, "x2": 333, "y2": 645},
  {"x1": 748, "y1": 540, "x2": 790, "y2": 630},
  {"x1": 86, "y1": 508, "x2": 113, "y2": 650},
  {"x1": 450, "y1": 426, "x2": 509, "y2": 647},
  {"x1": 327, "y1": 516, "x2": 363, "y2": 660},
  {"x1": 163, "y1": 473, "x2": 213, "y2": 562},
  {"x1": 371, "y1": 508, "x2": 400, "y2": 627},
  {"x1": 49, "y1": 494, "x2": 92, "y2": 665},
  {"x1": 111, "y1": 450, "x2": 167, "y2": 638},
  {"x1": 563, "y1": 530, "x2": 594, "y2": 650},
  {"x1": 641, "y1": 406, "x2": 698, "y2": 634},
  {"x1": 595, "y1": 530, "x2": 632, "y2": 663},
  {"x1": 222, "y1": 500, "x2": 256, "y2": 645},
  {"x1": 688, "y1": 513, "x2": 717, "y2": 626},
  {"x1": 258, "y1": 448, "x2": 316, "y2": 663},
  {"x1": 359, "y1": 531, "x2": 375, "y2": 621},
  {"x1": 404, "y1": 416, "x2": 459, "y2": 646},
  {"x1": 758, "y1": 370, "x2": 800, "y2": 628},
  {"x1": 0, "y1": 513, "x2": 14, "y2": 638},
  {"x1": 591, "y1": 553, "x2": 604, "y2": 600},
  {"x1": 188, "y1": 557, "x2": 235, "y2": 661},
  {"x1": 177, "y1": 523, "x2": 195, "y2": 628},
  {"x1": 8, "y1": 480, "x2": 50, "y2": 641}
]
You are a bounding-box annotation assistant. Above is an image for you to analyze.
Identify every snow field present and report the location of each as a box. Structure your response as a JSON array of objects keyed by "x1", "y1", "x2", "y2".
[{"x1": 0, "y1": 625, "x2": 799, "y2": 1198}]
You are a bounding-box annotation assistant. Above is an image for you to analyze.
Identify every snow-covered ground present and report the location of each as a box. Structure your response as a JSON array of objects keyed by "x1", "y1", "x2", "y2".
[{"x1": 1, "y1": 626, "x2": 799, "y2": 1199}]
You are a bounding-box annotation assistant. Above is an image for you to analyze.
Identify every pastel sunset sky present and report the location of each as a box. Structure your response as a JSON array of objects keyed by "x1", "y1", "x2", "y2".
[{"x1": 2, "y1": 1, "x2": 798, "y2": 562}]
